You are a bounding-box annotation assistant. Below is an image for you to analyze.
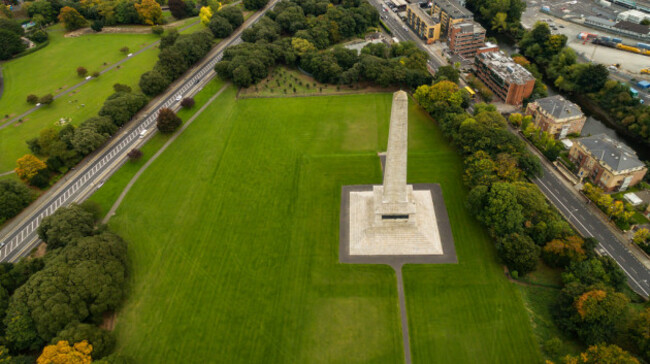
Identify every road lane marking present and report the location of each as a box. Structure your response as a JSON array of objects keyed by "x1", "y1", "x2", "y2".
[{"x1": 536, "y1": 178, "x2": 649, "y2": 297}]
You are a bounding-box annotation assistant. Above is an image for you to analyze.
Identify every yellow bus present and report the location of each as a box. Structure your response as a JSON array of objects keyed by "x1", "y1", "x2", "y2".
[{"x1": 464, "y1": 86, "x2": 476, "y2": 97}]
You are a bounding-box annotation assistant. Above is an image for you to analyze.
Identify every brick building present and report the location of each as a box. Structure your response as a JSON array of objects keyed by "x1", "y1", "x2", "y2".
[
  {"x1": 569, "y1": 134, "x2": 647, "y2": 191},
  {"x1": 525, "y1": 95, "x2": 587, "y2": 139},
  {"x1": 474, "y1": 50, "x2": 535, "y2": 105},
  {"x1": 447, "y1": 21, "x2": 486, "y2": 59}
]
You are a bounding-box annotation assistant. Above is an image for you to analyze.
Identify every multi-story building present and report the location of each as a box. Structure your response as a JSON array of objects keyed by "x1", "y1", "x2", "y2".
[
  {"x1": 474, "y1": 50, "x2": 535, "y2": 105},
  {"x1": 432, "y1": 0, "x2": 473, "y2": 36},
  {"x1": 525, "y1": 95, "x2": 587, "y2": 139},
  {"x1": 569, "y1": 134, "x2": 647, "y2": 191},
  {"x1": 447, "y1": 21, "x2": 486, "y2": 59},
  {"x1": 406, "y1": 4, "x2": 441, "y2": 44}
]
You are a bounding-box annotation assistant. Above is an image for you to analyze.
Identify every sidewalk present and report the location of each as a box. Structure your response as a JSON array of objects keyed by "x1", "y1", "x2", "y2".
[{"x1": 509, "y1": 122, "x2": 650, "y2": 270}]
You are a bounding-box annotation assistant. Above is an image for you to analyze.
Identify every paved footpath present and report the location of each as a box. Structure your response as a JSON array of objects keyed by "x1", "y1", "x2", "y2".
[
  {"x1": 103, "y1": 84, "x2": 228, "y2": 224},
  {"x1": 0, "y1": 20, "x2": 199, "y2": 130},
  {"x1": 511, "y1": 126, "x2": 650, "y2": 299}
]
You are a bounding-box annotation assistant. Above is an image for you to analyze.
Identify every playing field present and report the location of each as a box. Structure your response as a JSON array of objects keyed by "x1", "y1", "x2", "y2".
[{"x1": 105, "y1": 87, "x2": 542, "y2": 363}]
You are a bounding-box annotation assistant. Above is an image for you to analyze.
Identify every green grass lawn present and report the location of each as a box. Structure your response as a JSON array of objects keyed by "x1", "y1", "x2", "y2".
[
  {"x1": 99, "y1": 88, "x2": 541, "y2": 363},
  {"x1": 0, "y1": 25, "x2": 158, "y2": 121},
  {"x1": 239, "y1": 67, "x2": 394, "y2": 98},
  {"x1": 0, "y1": 47, "x2": 159, "y2": 172}
]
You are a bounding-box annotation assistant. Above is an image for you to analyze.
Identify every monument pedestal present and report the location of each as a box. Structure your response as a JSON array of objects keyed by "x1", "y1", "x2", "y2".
[{"x1": 339, "y1": 91, "x2": 456, "y2": 265}]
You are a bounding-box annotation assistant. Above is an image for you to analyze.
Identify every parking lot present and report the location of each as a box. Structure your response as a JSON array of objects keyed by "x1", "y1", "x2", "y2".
[{"x1": 520, "y1": 0, "x2": 650, "y2": 75}]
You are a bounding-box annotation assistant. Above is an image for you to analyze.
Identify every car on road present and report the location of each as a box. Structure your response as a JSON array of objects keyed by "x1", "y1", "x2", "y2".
[
  {"x1": 127, "y1": 53, "x2": 133, "y2": 57},
  {"x1": 175, "y1": 94, "x2": 183, "y2": 101},
  {"x1": 139, "y1": 129, "x2": 148, "y2": 139},
  {"x1": 85, "y1": 76, "x2": 92, "y2": 80}
]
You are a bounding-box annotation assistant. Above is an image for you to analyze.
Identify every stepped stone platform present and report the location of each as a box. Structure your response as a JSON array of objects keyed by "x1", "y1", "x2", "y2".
[
  {"x1": 340, "y1": 183, "x2": 457, "y2": 264},
  {"x1": 339, "y1": 91, "x2": 456, "y2": 265}
]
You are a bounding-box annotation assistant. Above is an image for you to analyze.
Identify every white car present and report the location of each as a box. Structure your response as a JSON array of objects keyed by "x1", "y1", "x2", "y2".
[
  {"x1": 175, "y1": 94, "x2": 183, "y2": 101},
  {"x1": 85, "y1": 76, "x2": 92, "y2": 80},
  {"x1": 127, "y1": 53, "x2": 133, "y2": 57}
]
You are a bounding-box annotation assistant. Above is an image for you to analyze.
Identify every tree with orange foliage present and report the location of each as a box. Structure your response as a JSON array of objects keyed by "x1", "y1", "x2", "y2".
[
  {"x1": 562, "y1": 344, "x2": 639, "y2": 364},
  {"x1": 134, "y1": 0, "x2": 162, "y2": 25},
  {"x1": 512, "y1": 56, "x2": 531, "y2": 67},
  {"x1": 15, "y1": 154, "x2": 46, "y2": 181},
  {"x1": 542, "y1": 235, "x2": 586, "y2": 267},
  {"x1": 37, "y1": 340, "x2": 92, "y2": 364},
  {"x1": 572, "y1": 287, "x2": 628, "y2": 344},
  {"x1": 58, "y1": 7, "x2": 87, "y2": 31}
]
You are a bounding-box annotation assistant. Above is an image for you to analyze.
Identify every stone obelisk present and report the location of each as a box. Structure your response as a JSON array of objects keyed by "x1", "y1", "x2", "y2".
[{"x1": 373, "y1": 91, "x2": 416, "y2": 224}]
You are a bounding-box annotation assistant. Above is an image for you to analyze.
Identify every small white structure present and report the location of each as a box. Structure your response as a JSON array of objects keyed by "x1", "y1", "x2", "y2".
[
  {"x1": 560, "y1": 139, "x2": 574, "y2": 150},
  {"x1": 624, "y1": 192, "x2": 643, "y2": 206}
]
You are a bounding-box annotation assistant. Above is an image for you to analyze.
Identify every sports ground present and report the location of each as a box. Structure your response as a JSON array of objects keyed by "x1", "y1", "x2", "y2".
[{"x1": 93, "y1": 84, "x2": 542, "y2": 363}]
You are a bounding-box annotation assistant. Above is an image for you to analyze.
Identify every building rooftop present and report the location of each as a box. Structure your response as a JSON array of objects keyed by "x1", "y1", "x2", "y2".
[
  {"x1": 585, "y1": 16, "x2": 616, "y2": 27},
  {"x1": 534, "y1": 95, "x2": 584, "y2": 120},
  {"x1": 434, "y1": 0, "x2": 472, "y2": 19},
  {"x1": 577, "y1": 134, "x2": 645, "y2": 172},
  {"x1": 451, "y1": 21, "x2": 485, "y2": 35},
  {"x1": 614, "y1": 21, "x2": 650, "y2": 35},
  {"x1": 407, "y1": 4, "x2": 440, "y2": 26},
  {"x1": 476, "y1": 50, "x2": 535, "y2": 85}
]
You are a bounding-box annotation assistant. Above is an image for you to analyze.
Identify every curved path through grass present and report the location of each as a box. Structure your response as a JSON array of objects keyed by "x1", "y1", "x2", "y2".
[
  {"x1": 0, "y1": 20, "x2": 199, "y2": 130},
  {"x1": 102, "y1": 83, "x2": 228, "y2": 223},
  {"x1": 86, "y1": 88, "x2": 542, "y2": 363}
]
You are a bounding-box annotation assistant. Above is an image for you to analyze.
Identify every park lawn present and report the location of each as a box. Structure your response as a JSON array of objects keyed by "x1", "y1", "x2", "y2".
[
  {"x1": 109, "y1": 89, "x2": 403, "y2": 363},
  {"x1": 103, "y1": 89, "x2": 540, "y2": 363},
  {"x1": 0, "y1": 47, "x2": 159, "y2": 173},
  {"x1": 402, "y1": 102, "x2": 543, "y2": 363},
  {"x1": 0, "y1": 25, "x2": 158, "y2": 121},
  {"x1": 239, "y1": 66, "x2": 395, "y2": 97},
  {"x1": 88, "y1": 78, "x2": 226, "y2": 217},
  {"x1": 517, "y1": 285, "x2": 584, "y2": 362}
]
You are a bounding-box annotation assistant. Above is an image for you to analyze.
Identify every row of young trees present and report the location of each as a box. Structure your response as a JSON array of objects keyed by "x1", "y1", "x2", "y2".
[
  {"x1": 16, "y1": 83, "x2": 147, "y2": 189},
  {"x1": 215, "y1": 0, "x2": 434, "y2": 89},
  {"x1": 0, "y1": 203, "x2": 131, "y2": 363},
  {"x1": 414, "y1": 78, "x2": 649, "y2": 362}
]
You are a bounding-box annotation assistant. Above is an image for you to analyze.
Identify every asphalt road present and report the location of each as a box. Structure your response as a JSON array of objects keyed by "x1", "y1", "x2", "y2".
[
  {"x1": 0, "y1": 1, "x2": 278, "y2": 262},
  {"x1": 534, "y1": 162, "x2": 650, "y2": 298},
  {"x1": 373, "y1": 7, "x2": 650, "y2": 298},
  {"x1": 370, "y1": 0, "x2": 446, "y2": 68}
]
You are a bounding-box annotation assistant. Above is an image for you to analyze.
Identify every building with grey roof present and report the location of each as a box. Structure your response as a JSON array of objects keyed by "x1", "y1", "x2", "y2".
[
  {"x1": 569, "y1": 134, "x2": 647, "y2": 191},
  {"x1": 525, "y1": 95, "x2": 586, "y2": 139}
]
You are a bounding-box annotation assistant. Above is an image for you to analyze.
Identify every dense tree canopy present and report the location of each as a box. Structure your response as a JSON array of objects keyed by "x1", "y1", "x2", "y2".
[
  {"x1": 5, "y1": 232, "x2": 128, "y2": 349},
  {"x1": 37, "y1": 204, "x2": 96, "y2": 249},
  {"x1": 0, "y1": 180, "x2": 35, "y2": 224}
]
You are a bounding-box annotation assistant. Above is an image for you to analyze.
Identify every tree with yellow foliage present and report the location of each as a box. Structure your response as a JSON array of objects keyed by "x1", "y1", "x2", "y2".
[
  {"x1": 134, "y1": 0, "x2": 162, "y2": 25},
  {"x1": 634, "y1": 228, "x2": 650, "y2": 245},
  {"x1": 562, "y1": 344, "x2": 639, "y2": 364},
  {"x1": 37, "y1": 340, "x2": 93, "y2": 364},
  {"x1": 15, "y1": 154, "x2": 46, "y2": 181},
  {"x1": 199, "y1": 6, "x2": 213, "y2": 25}
]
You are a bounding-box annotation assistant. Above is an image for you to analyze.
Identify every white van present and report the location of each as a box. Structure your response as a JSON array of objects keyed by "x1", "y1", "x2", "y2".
[{"x1": 139, "y1": 129, "x2": 148, "y2": 139}]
